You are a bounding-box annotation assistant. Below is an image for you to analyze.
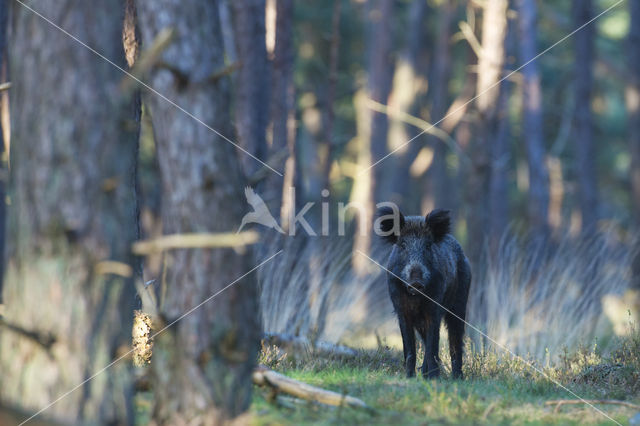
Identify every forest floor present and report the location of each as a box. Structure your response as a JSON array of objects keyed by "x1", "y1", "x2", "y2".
[
  {"x1": 132, "y1": 327, "x2": 640, "y2": 425},
  {"x1": 249, "y1": 329, "x2": 640, "y2": 425}
]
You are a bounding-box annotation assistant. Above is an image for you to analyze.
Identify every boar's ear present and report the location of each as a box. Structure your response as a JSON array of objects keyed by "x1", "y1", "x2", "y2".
[
  {"x1": 425, "y1": 209, "x2": 451, "y2": 241},
  {"x1": 375, "y1": 205, "x2": 405, "y2": 244}
]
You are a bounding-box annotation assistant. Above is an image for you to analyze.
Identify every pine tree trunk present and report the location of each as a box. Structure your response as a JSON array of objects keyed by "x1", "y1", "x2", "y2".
[
  {"x1": 488, "y1": 80, "x2": 511, "y2": 251},
  {"x1": 572, "y1": 0, "x2": 599, "y2": 231},
  {"x1": 319, "y1": 0, "x2": 342, "y2": 195},
  {"x1": 369, "y1": 0, "x2": 395, "y2": 203},
  {"x1": 0, "y1": 0, "x2": 7, "y2": 302},
  {"x1": 389, "y1": 0, "x2": 429, "y2": 207},
  {"x1": 0, "y1": 1, "x2": 139, "y2": 423},
  {"x1": 268, "y1": 0, "x2": 296, "y2": 230},
  {"x1": 488, "y1": 16, "x2": 515, "y2": 251},
  {"x1": 353, "y1": 0, "x2": 394, "y2": 273},
  {"x1": 233, "y1": 0, "x2": 270, "y2": 178},
  {"x1": 467, "y1": 0, "x2": 508, "y2": 267},
  {"x1": 426, "y1": 1, "x2": 456, "y2": 211},
  {"x1": 136, "y1": 1, "x2": 261, "y2": 423},
  {"x1": 517, "y1": 0, "x2": 550, "y2": 239}
]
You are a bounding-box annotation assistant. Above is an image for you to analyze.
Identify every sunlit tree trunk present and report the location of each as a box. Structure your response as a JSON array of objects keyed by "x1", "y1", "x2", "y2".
[
  {"x1": 267, "y1": 0, "x2": 296, "y2": 231},
  {"x1": 489, "y1": 79, "x2": 511, "y2": 251},
  {"x1": 0, "y1": 1, "x2": 139, "y2": 423},
  {"x1": 467, "y1": 0, "x2": 508, "y2": 267},
  {"x1": 628, "y1": 0, "x2": 640, "y2": 290},
  {"x1": 233, "y1": 0, "x2": 269, "y2": 177},
  {"x1": 517, "y1": 0, "x2": 550, "y2": 239},
  {"x1": 488, "y1": 17, "x2": 516, "y2": 251},
  {"x1": 353, "y1": 0, "x2": 394, "y2": 273},
  {"x1": 319, "y1": 0, "x2": 342, "y2": 195},
  {"x1": 571, "y1": 0, "x2": 599, "y2": 231},
  {"x1": 369, "y1": 0, "x2": 395, "y2": 203},
  {"x1": 388, "y1": 0, "x2": 428, "y2": 207},
  {"x1": 136, "y1": 0, "x2": 261, "y2": 423}
]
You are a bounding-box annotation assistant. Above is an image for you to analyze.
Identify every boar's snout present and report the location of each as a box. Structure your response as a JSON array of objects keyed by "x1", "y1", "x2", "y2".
[
  {"x1": 409, "y1": 266, "x2": 423, "y2": 282},
  {"x1": 404, "y1": 264, "x2": 428, "y2": 294}
]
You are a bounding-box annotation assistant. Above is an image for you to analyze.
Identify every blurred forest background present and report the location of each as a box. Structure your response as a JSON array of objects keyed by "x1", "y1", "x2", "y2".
[{"x1": 0, "y1": 0, "x2": 639, "y2": 424}]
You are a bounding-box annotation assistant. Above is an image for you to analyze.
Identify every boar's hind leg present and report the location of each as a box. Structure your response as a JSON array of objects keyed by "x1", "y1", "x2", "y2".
[
  {"x1": 419, "y1": 316, "x2": 441, "y2": 379},
  {"x1": 447, "y1": 261, "x2": 471, "y2": 379},
  {"x1": 445, "y1": 312, "x2": 464, "y2": 379},
  {"x1": 398, "y1": 316, "x2": 417, "y2": 378}
]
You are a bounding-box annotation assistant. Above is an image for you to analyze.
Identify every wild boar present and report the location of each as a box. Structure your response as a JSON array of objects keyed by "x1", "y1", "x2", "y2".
[{"x1": 376, "y1": 206, "x2": 471, "y2": 379}]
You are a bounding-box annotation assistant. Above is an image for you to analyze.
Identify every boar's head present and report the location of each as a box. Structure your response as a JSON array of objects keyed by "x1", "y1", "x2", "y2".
[{"x1": 375, "y1": 206, "x2": 451, "y2": 295}]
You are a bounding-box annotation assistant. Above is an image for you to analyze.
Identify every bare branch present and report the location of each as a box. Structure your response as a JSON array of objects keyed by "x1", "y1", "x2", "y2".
[
  {"x1": 253, "y1": 366, "x2": 373, "y2": 411},
  {"x1": 132, "y1": 231, "x2": 259, "y2": 255}
]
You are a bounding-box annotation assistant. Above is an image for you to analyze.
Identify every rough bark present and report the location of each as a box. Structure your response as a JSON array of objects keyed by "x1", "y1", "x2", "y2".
[
  {"x1": 571, "y1": 0, "x2": 599, "y2": 231},
  {"x1": 0, "y1": 0, "x2": 7, "y2": 302},
  {"x1": 0, "y1": 1, "x2": 139, "y2": 423},
  {"x1": 136, "y1": 1, "x2": 260, "y2": 423},
  {"x1": 517, "y1": 0, "x2": 550, "y2": 239},
  {"x1": 466, "y1": 0, "x2": 508, "y2": 267},
  {"x1": 233, "y1": 0, "x2": 270, "y2": 177},
  {"x1": 628, "y1": 0, "x2": 640, "y2": 289},
  {"x1": 267, "y1": 0, "x2": 296, "y2": 230}
]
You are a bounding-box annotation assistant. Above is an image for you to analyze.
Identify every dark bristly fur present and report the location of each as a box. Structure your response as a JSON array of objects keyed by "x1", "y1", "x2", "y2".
[{"x1": 377, "y1": 207, "x2": 471, "y2": 379}]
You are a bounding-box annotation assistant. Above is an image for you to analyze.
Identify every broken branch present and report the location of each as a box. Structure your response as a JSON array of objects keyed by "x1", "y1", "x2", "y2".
[
  {"x1": 120, "y1": 27, "x2": 176, "y2": 94},
  {"x1": 252, "y1": 366, "x2": 372, "y2": 412},
  {"x1": 132, "y1": 231, "x2": 259, "y2": 255},
  {"x1": 365, "y1": 98, "x2": 469, "y2": 163}
]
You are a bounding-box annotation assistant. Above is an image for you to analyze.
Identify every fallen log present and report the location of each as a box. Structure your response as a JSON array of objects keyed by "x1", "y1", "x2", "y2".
[
  {"x1": 545, "y1": 399, "x2": 640, "y2": 413},
  {"x1": 252, "y1": 365, "x2": 372, "y2": 412}
]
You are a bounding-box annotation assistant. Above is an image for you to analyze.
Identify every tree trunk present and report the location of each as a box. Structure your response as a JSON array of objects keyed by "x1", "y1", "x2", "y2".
[
  {"x1": 466, "y1": 0, "x2": 508, "y2": 268},
  {"x1": 571, "y1": 0, "x2": 599, "y2": 231},
  {"x1": 517, "y1": 0, "x2": 550, "y2": 239},
  {"x1": 488, "y1": 15, "x2": 516, "y2": 251},
  {"x1": 353, "y1": 0, "x2": 394, "y2": 273},
  {"x1": 0, "y1": 0, "x2": 7, "y2": 302},
  {"x1": 388, "y1": 0, "x2": 429, "y2": 207},
  {"x1": 425, "y1": 0, "x2": 456, "y2": 211},
  {"x1": 488, "y1": 78, "x2": 511, "y2": 251},
  {"x1": 0, "y1": 1, "x2": 139, "y2": 423},
  {"x1": 233, "y1": 0, "x2": 270, "y2": 178},
  {"x1": 369, "y1": 0, "x2": 395, "y2": 203},
  {"x1": 267, "y1": 0, "x2": 296, "y2": 231},
  {"x1": 319, "y1": 0, "x2": 342, "y2": 195},
  {"x1": 136, "y1": 1, "x2": 260, "y2": 423},
  {"x1": 628, "y1": 0, "x2": 640, "y2": 290}
]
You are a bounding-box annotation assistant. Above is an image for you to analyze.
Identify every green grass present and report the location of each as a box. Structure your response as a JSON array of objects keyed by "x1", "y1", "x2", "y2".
[{"x1": 250, "y1": 330, "x2": 640, "y2": 425}]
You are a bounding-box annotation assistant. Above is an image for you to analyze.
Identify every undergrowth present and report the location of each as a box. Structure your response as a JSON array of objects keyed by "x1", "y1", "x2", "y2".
[{"x1": 252, "y1": 324, "x2": 640, "y2": 425}]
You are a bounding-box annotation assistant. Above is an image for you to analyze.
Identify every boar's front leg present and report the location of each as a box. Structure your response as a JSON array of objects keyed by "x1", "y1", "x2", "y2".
[
  {"x1": 446, "y1": 311, "x2": 465, "y2": 379},
  {"x1": 421, "y1": 315, "x2": 441, "y2": 379},
  {"x1": 398, "y1": 315, "x2": 416, "y2": 378}
]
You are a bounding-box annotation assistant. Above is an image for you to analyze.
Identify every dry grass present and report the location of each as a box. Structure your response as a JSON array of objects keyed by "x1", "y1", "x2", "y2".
[{"x1": 256, "y1": 228, "x2": 637, "y2": 363}]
